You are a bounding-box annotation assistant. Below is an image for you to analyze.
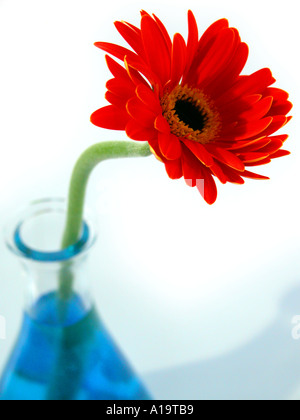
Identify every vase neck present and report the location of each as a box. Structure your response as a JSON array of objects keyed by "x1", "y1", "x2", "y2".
[
  {"x1": 21, "y1": 255, "x2": 93, "y2": 323},
  {"x1": 5, "y1": 198, "x2": 97, "y2": 324}
]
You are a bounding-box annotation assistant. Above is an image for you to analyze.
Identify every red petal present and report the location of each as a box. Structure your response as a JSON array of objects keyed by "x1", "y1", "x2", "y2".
[
  {"x1": 263, "y1": 87, "x2": 289, "y2": 102},
  {"x1": 126, "y1": 97, "x2": 156, "y2": 127},
  {"x1": 245, "y1": 158, "x2": 271, "y2": 167},
  {"x1": 183, "y1": 18, "x2": 229, "y2": 85},
  {"x1": 230, "y1": 137, "x2": 271, "y2": 153},
  {"x1": 140, "y1": 10, "x2": 151, "y2": 17},
  {"x1": 136, "y1": 84, "x2": 161, "y2": 114},
  {"x1": 185, "y1": 10, "x2": 199, "y2": 74},
  {"x1": 183, "y1": 139, "x2": 214, "y2": 167},
  {"x1": 154, "y1": 115, "x2": 170, "y2": 134},
  {"x1": 238, "y1": 152, "x2": 270, "y2": 163},
  {"x1": 237, "y1": 96, "x2": 273, "y2": 122},
  {"x1": 164, "y1": 159, "x2": 183, "y2": 179},
  {"x1": 91, "y1": 106, "x2": 129, "y2": 130},
  {"x1": 199, "y1": 167, "x2": 218, "y2": 205},
  {"x1": 196, "y1": 28, "x2": 237, "y2": 86},
  {"x1": 270, "y1": 149, "x2": 290, "y2": 158},
  {"x1": 169, "y1": 33, "x2": 187, "y2": 88},
  {"x1": 199, "y1": 19, "x2": 229, "y2": 52},
  {"x1": 218, "y1": 163, "x2": 245, "y2": 184},
  {"x1": 247, "y1": 115, "x2": 287, "y2": 139},
  {"x1": 206, "y1": 42, "x2": 249, "y2": 97},
  {"x1": 148, "y1": 138, "x2": 164, "y2": 161},
  {"x1": 205, "y1": 145, "x2": 245, "y2": 171},
  {"x1": 232, "y1": 135, "x2": 288, "y2": 153},
  {"x1": 267, "y1": 101, "x2": 293, "y2": 117},
  {"x1": 105, "y1": 55, "x2": 129, "y2": 79},
  {"x1": 181, "y1": 146, "x2": 218, "y2": 204},
  {"x1": 209, "y1": 162, "x2": 227, "y2": 184},
  {"x1": 95, "y1": 42, "x2": 141, "y2": 64},
  {"x1": 220, "y1": 94, "x2": 262, "y2": 124},
  {"x1": 141, "y1": 15, "x2": 171, "y2": 86},
  {"x1": 256, "y1": 138, "x2": 283, "y2": 154},
  {"x1": 125, "y1": 119, "x2": 157, "y2": 141},
  {"x1": 152, "y1": 13, "x2": 173, "y2": 54},
  {"x1": 216, "y1": 68, "x2": 275, "y2": 105},
  {"x1": 242, "y1": 170, "x2": 270, "y2": 180},
  {"x1": 125, "y1": 54, "x2": 159, "y2": 86},
  {"x1": 267, "y1": 134, "x2": 289, "y2": 143},
  {"x1": 124, "y1": 58, "x2": 149, "y2": 87},
  {"x1": 114, "y1": 21, "x2": 145, "y2": 59},
  {"x1": 182, "y1": 146, "x2": 202, "y2": 185},
  {"x1": 106, "y1": 78, "x2": 135, "y2": 98},
  {"x1": 123, "y1": 20, "x2": 142, "y2": 33},
  {"x1": 158, "y1": 132, "x2": 182, "y2": 160},
  {"x1": 105, "y1": 91, "x2": 128, "y2": 108},
  {"x1": 222, "y1": 117, "x2": 273, "y2": 140}
]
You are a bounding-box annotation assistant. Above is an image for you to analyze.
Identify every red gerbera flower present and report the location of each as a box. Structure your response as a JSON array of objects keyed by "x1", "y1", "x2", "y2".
[{"x1": 91, "y1": 10, "x2": 292, "y2": 204}]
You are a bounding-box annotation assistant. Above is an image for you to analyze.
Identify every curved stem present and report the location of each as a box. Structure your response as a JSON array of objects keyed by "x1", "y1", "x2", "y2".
[{"x1": 59, "y1": 140, "x2": 152, "y2": 298}]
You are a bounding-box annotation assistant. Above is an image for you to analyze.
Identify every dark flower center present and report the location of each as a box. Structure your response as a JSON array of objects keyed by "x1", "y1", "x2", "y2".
[
  {"x1": 160, "y1": 85, "x2": 222, "y2": 144},
  {"x1": 174, "y1": 99, "x2": 208, "y2": 132}
]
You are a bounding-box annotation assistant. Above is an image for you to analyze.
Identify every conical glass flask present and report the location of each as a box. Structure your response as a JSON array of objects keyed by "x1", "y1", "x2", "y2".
[{"x1": 0, "y1": 198, "x2": 151, "y2": 401}]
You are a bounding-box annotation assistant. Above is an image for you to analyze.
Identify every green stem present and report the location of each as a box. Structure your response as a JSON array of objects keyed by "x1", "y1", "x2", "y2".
[{"x1": 59, "y1": 140, "x2": 152, "y2": 299}]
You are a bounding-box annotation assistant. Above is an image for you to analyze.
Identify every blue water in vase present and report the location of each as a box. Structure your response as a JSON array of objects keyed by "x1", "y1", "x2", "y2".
[{"x1": 0, "y1": 293, "x2": 151, "y2": 401}]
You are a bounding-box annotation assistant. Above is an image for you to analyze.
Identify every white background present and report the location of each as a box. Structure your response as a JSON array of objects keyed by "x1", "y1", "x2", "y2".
[{"x1": 0, "y1": 0, "x2": 300, "y2": 400}]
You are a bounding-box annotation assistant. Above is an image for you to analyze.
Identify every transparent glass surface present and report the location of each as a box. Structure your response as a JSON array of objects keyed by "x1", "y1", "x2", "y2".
[{"x1": 0, "y1": 199, "x2": 150, "y2": 401}]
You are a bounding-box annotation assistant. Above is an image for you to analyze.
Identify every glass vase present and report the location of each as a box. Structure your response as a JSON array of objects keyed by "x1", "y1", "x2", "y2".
[{"x1": 0, "y1": 198, "x2": 151, "y2": 401}]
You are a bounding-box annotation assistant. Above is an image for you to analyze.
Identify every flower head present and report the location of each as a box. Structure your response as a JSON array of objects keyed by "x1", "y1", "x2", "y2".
[{"x1": 91, "y1": 10, "x2": 292, "y2": 204}]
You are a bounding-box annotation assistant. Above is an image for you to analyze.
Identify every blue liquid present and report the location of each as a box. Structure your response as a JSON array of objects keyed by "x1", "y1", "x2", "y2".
[{"x1": 0, "y1": 293, "x2": 150, "y2": 400}]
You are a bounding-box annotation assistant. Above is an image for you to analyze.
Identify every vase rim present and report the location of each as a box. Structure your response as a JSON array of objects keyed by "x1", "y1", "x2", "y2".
[{"x1": 4, "y1": 197, "x2": 97, "y2": 263}]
